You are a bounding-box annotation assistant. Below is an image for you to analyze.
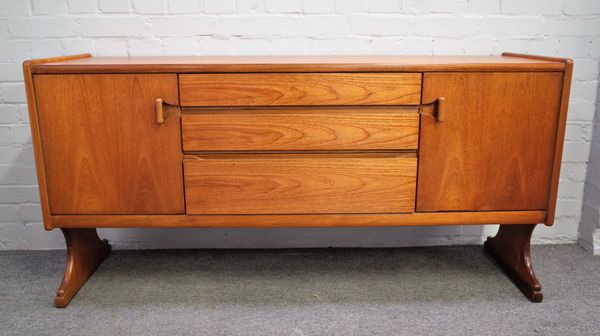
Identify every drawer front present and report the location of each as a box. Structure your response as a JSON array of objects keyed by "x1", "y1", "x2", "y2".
[
  {"x1": 182, "y1": 108, "x2": 419, "y2": 151},
  {"x1": 179, "y1": 73, "x2": 422, "y2": 106},
  {"x1": 184, "y1": 154, "x2": 417, "y2": 214}
]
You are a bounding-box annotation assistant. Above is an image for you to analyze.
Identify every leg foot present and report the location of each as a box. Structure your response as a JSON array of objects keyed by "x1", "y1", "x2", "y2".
[
  {"x1": 55, "y1": 229, "x2": 110, "y2": 308},
  {"x1": 484, "y1": 224, "x2": 542, "y2": 302}
]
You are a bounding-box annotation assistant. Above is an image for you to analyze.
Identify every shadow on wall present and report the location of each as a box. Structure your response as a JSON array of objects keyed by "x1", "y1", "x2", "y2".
[
  {"x1": 578, "y1": 59, "x2": 600, "y2": 255},
  {"x1": 97, "y1": 226, "x2": 494, "y2": 250}
]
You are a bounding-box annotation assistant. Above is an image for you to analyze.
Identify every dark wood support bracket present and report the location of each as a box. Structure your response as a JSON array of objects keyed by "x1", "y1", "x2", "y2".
[
  {"x1": 55, "y1": 228, "x2": 111, "y2": 308},
  {"x1": 484, "y1": 224, "x2": 542, "y2": 302}
]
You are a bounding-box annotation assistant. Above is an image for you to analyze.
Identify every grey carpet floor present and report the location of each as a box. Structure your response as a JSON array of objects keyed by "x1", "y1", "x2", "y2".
[{"x1": 0, "y1": 244, "x2": 598, "y2": 336}]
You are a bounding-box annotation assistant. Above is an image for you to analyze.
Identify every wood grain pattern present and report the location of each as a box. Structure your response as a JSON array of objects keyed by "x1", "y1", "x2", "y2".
[
  {"x1": 30, "y1": 55, "x2": 565, "y2": 74},
  {"x1": 543, "y1": 60, "x2": 573, "y2": 225},
  {"x1": 55, "y1": 228, "x2": 110, "y2": 308},
  {"x1": 485, "y1": 224, "x2": 542, "y2": 302},
  {"x1": 51, "y1": 211, "x2": 547, "y2": 228},
  {"x1": 34, "y1": 74, "x2": 184, "y2": 214},
  {"x1": 184, "y1": 154, "x2": 417, "y2": 214},
  {"x1": 417, "y1": 72, "x2": 563, "y2": 212},
  {"x1": 23, "y1": 54, "x2": 92, "y2": 230},
  {"x1": 179, "y1": 73, "x2": 422, "y2": 106},
  {"x1": 182, "y1": 108, "x2": 419, "y2": 151},
  {"x1": 22, "y1": 53, "x2": 574, "y2": 307},
  {"x1": 502, "y1": 52, "x2": 575, "y2": 225}
]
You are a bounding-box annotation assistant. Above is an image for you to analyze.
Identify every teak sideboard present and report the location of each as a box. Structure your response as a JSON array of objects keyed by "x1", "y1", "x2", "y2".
[{"x1": 23, "y1": 53, "x2": 573, "y2": 307}]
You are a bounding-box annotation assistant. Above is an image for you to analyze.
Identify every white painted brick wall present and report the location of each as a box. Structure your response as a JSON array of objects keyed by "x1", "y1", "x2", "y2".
[
  {"x1": 579, "y1": 53, "x2": 600, "y2": 254},
  {"x1": 0, "y1": 0, "x2": 598, "y2": 250}
]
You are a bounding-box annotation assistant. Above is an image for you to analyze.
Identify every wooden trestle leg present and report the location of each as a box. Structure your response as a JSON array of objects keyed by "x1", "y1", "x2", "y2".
[
  {"x1": 484, "y1": 224, "x2": 543, "y2": 302},
  {"x1": 55, "y1": 229, "x2": 111, "y2": 308}
]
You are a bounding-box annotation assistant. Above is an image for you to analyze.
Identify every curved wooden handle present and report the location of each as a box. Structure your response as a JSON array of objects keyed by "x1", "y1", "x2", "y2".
[
  {"x1": 419, "y1": 97, "x2": 446, "y2": 122},
  {"x1": 435, "y1": 97, "x2": 446, "y2": 122},
  {"x1": 155, "y1": 98, "x2": 165, "y2": 124}
]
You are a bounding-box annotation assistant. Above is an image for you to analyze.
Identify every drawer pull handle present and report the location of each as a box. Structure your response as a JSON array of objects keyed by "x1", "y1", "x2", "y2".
[
  {"x1": 155, "y1": 98, "x2": 180, "y2": 124},
  {"x1": 419, "y1": 97, "x2": 446, "y2": 122},
  {"x1": 436, "y1": 97, "x2": 446, "y2": 122}
]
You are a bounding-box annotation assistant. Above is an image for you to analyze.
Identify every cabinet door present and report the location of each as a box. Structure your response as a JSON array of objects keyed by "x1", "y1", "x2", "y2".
[
  {"x1": 417, "y1": 72, "x2": 563, "y2": 212},
  {"x1": 34, "y1": 74, "x2": 184, "y2": 214}
]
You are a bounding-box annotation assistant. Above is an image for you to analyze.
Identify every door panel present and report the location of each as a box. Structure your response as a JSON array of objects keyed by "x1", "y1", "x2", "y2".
[
  {"x1": 417, "y1": 72, "x2": 563, "y2": 212},
  {"x1": 34, "y1": 74, "x2": 184, "y2": 214}
]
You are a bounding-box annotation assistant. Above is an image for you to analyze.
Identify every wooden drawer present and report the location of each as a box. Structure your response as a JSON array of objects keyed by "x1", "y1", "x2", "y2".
[
  {"x1": 179, "y1": 73, "x2": 422, "y2": 106},
  {"x1": 184, "y1": 154, "x2": 417, "y2": 214},
  {"x1": 182, "y1": 107, "x2": 419, "y2": 151}
]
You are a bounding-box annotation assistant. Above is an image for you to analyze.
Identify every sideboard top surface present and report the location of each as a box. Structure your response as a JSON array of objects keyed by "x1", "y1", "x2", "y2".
[{"x1": 31, "y1": 55, "x2": 565, "y2": 73}]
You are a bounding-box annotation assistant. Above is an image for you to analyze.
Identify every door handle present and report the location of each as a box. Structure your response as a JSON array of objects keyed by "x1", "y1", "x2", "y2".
[
  {"x1": 419, "y1": 97, "x2": 446, "y2": 122},
  {"x1": 155, "y1": 98, "x2": 179, "y2": 124},
  {"x1": 155, "y1": 98, "x2": 166, "y2": 124}
]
